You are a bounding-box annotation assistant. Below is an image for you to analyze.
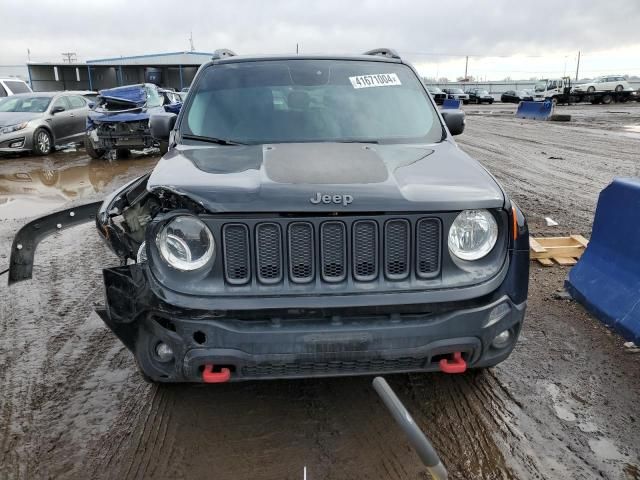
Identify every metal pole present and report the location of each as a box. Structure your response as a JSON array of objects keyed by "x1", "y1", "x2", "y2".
[
  {"x1": 575, "y1": 51, "x2": 581, "y2": 81},
  {"x1": 372, "y1": 377, "x2": 448, "y2": 480},
  {"x1": 179, "y1": 65, "x2": 184, "y2": 91},
  {"x1": 464, "y1": 55, "x2": 468, "y2": 80}
]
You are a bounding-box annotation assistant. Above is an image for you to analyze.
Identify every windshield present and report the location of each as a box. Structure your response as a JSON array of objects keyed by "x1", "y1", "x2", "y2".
[
  {"x1": 0, "y1": 96, "x2": 51, "y2": 113},
  {"x1": 450, "y1": 88, "x2": 464, "y2": 94},
  {"x1": 534, "y1": 81, "x2": 547, "y2": 92},
  {"x1": 475, "y1": 90, "x2": 489, "y2": 95},
  {"x1": 183, "y1": 60, "x2": 443, "y2": 144},
  {"x1": 4, "y1": 80, "x2": 31, "y2": 94},
  {"x1": 427, "y1": 87, "x2": 442, "y2": 93}
]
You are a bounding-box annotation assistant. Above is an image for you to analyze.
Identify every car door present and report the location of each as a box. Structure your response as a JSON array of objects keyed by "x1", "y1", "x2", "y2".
[
  {"x1": 48, "y1": 96, "x2": 73, "y2": 143},
  {"x1": 66, "y1": 95, "x2": 89, "y2": 140}
]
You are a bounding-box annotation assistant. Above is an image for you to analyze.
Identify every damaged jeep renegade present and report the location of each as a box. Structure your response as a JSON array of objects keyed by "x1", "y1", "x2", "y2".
[{"x1": 9, "y1": 49, "x2": 529, "y2": 383}]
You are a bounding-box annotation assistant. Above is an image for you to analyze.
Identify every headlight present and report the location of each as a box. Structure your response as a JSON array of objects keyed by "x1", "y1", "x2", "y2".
[
  {"x1": 156, "y1": 216, "x2": 215, "y2": 271},
  {"x1": 448, "y1": 209, "x2": 498, "y2": 261},
  {"x1": 0, "y1": 122, "x2": 28, "y2": 135}
]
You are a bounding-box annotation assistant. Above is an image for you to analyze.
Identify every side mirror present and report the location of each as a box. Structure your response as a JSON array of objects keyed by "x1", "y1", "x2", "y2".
[
  {"x1": 441, "y1": 110, "x2": 465, "y2": 136},
  {"x1": 87, "y1": 102, "x2": 95, "y2": 109},
  {"x1": 150, "y1": 112, "x2": 177, "y2": 141},
  {"x1": 51, "y1": 106, "x2": 65, "y2": 114}
]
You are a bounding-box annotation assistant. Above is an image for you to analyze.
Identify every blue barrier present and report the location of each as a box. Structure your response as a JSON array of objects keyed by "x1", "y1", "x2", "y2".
[
  {"x1": 442, "y1": 99, "x2": 462, "y2": 109},
  {"x1": 566, "y1": 178, "x2": 640, "y2": 343},
  {"x1": 515, "y1": 100, "x2": 554, "y2": 120}
]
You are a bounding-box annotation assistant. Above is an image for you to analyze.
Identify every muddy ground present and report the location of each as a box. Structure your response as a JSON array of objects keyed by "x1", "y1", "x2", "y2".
[{"x1": 0, "y1": 103, "x2": 639, "y2": 480}]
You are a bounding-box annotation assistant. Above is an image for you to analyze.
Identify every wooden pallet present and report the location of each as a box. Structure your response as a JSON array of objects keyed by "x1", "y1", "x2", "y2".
[{"x1": 529, "y1": 235, "x2": 589, "y2": 266}]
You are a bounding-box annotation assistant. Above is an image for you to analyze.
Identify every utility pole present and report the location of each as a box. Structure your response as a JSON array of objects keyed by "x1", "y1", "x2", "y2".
[
  {"x1": 464, "y1": 55, "x2": 469, "y2": 81},
  {"x1": 189, "y1": 32, "x2": 195, "y2": 52},
  {"x1": 296, "y1": 43, "x2": 299, "y2": 54},
  {"x1": 27, "y1": 48, "x2": 31, "y2": 62},
  {"x1": 61, "y1": 52, "x2": 77, "y2": 63},
  {"x1": 575, "y1": 50, "x2": 581, "y2": 81}
]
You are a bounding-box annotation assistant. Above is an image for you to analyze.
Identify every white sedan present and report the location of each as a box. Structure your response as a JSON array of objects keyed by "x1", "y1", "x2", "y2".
[{"x1": 573, "y1": 75, "x2": 631, "y2": 93}]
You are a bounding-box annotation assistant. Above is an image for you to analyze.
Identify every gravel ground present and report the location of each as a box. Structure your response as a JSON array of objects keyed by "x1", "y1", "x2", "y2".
[{"x1": 0, "y1": 103, "x2": 639, "y2": 479}]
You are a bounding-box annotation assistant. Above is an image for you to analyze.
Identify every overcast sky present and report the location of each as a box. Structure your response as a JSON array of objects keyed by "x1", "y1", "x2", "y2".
[{"x1": 1, "y1": 0, "x2": 639, "y2": 80}]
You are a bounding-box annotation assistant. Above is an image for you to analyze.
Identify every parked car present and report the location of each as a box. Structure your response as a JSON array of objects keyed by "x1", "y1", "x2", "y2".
[
  {"x1": 0, "y1": 92, "x2": 92, "y2": 155},
  {"x1": 442, "y1": 88, "x2": 470, "y2": 104},
  {"x1": 11, "y1": 48, "x2": 528, "y2": 384},
  {"x1": 500, "y1": 90, "x2": 534, "y2": 103},
  {"x1": 85, "y1": 83, "x2": 167, "y2": 159},
  {"x1": 425, "y1": 86, "x2": 446, "y2": 105},
  {"x1": 466, "y1": 88, "x2": 494, "y2": 104},
  {"x1": 0, "y1": 78, "x2": 32, "y2": 97},
  {"x1": 573, "y1": 75, "x2": 631, "y2": 93}
]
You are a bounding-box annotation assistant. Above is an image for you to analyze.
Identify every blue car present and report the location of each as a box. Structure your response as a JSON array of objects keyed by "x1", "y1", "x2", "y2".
[{"x1": 85, "y1": 83, "x2": 180, "y2": 159}]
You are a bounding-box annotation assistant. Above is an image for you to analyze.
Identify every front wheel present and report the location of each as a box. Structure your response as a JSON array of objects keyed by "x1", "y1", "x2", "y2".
[
  {"x1": 32, "y1": 128, "x2": 53, "y2": 156},
  {"x1": 85, "y1": 136, "x2": 105, "y2": 159},
  {"x1": 601, "y1": 94, "x2": 613, "y2": 105},
  {"x1": 587, "y1": 86, "x2": 596, "y2": 93},
  {"x1": 615, "y1": 85, "x2": 624, "y2": 92}
]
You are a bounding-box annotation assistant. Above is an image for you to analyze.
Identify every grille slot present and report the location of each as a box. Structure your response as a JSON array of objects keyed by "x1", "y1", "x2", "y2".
[
  {"x1": 242, "y1": 357, "x2": 426, "y2": 377},
  {"x1": 416, "y1": 218, "x2": 441, "y2": 278},
  {"x1": 288, "y1": 222, "x2": 314, "y2": 283},
  {"x1": 320, "y1": 221, "x2": 347, "y2": 282},
  {"x1": 222, "y1": 224, "x2": 250, "y2": 284},
  {"x1": 384, "y1": 219, "x2": 410, "y2": 280},
  {"x1": 256, "y1": 223, "x2": 283, "y2": 284},
  {"x1": 352, "y1": 220, "x2": 378, "y2": 281}
]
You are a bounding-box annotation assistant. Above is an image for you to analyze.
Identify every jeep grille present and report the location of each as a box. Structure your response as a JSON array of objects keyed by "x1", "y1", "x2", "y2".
[{"x1": 220, "y1": 216, "x2": 441, "y2": 286}]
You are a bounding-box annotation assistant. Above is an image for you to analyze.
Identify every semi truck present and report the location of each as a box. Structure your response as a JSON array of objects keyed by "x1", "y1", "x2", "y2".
[{"x1": 533, "y1": 77, "x2": 637, "y2": 105}]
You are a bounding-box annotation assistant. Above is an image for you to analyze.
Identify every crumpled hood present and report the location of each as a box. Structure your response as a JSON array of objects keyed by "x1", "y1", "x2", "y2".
[
  {"x1": 0, "y1": 112, "x2": 42, "y2": 127},
  {"x1": 98, "y1": 85, "x2": 146, "y2": 106},
  {"x1": 147, "y1": 141, "x2": 505, "y2": 213}
]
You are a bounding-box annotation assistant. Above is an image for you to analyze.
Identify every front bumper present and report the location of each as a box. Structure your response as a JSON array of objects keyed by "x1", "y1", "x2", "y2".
[
  {"x1": 0, "y1": 131, "x2": 33, "y2": 153},
  {"x1": 88, "y1": 125, "x2": 156, "y2": 150},
  {"x1": 98, "y1": 249, "x2": 528, "y2": 382}
]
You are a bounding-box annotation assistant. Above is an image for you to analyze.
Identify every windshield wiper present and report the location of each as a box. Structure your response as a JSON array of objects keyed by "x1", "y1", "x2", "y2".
[
  {"x1": 334, "y1": 139, "x2": 380, "y2": 144},
  {"x1": 182, "y1": 134, "x2": 246, "y2": 146}
]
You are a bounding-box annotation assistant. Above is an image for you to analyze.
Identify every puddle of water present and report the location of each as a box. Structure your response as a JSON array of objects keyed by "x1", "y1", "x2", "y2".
[
  {"x1": 0, "y1": 153, "x2": 158, "y2": 220},
  {"x1": 553, "y1": 405, "x2": 576, "y2": 422},
  {"x1": 588, "y1": 438, "x2": 628, "y2": 461}
]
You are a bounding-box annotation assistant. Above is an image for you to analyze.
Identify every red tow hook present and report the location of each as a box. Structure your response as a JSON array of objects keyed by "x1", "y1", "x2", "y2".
[
  {"x1": 439, "y1": 352, "x2": 467, "y2": 374},
  {"x1": 202, "y1": 364, "x2": 231, "y2": 383}
]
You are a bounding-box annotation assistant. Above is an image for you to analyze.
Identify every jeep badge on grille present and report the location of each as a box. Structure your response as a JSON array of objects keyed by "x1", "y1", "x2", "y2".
[{"x1": 310, "y1": 192, "x2": 354, "y2": 206}]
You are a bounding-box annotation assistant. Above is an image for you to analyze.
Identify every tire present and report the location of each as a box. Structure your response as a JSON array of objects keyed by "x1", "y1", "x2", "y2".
[
  {"x1": 489, "y1": 99, "x2": 494, "y2": 104},
  {"x1": 475, "y1": 98, "x2": 480, "y2": 104},
  {"x1": 84, "y1": 136, "x2": 105, "y2": 159},
  {"x1": 587, "y1": 86, "x2": 596, "y2": 93},
  {"x1": 601, "y1": 94, "x2": 613, "y2": 105},
  {"x1": 116, "y1": 148, "x2": 131, "y2": 159},
  {"x1": 32, "y1": 128, "x2": 53, "y2": 156},
  {"x1": 159, "y1": 141, "x2": 169, "y2": 155},
  {"x1": 615, "y1": 85, "x2": 624, "y2": 92},
  {"x1": 463, "y1": 100, "x2": 469, "y2": 105}
]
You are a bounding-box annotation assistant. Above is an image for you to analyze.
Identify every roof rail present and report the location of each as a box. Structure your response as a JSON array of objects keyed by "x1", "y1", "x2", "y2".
[
  {"x1": 211, "y1": 49, "x2": 237, "y2": 60},
  {"x1": 363, "y1": 48, "x2": 401, "y2": 60}
]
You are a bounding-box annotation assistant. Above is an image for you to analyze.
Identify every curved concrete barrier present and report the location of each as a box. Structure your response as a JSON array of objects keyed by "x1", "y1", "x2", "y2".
[
  {"x1": 566, "y1": 178, "x2": 640, "y2": 343},
  {"x1": 515, "y1": 100, "x2": 554, "y2": 120}
]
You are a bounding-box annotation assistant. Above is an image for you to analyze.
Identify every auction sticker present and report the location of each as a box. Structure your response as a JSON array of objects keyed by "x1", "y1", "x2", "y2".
[{"x1": 349, "y1": 73, "x2": 402, "y2": 89}]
